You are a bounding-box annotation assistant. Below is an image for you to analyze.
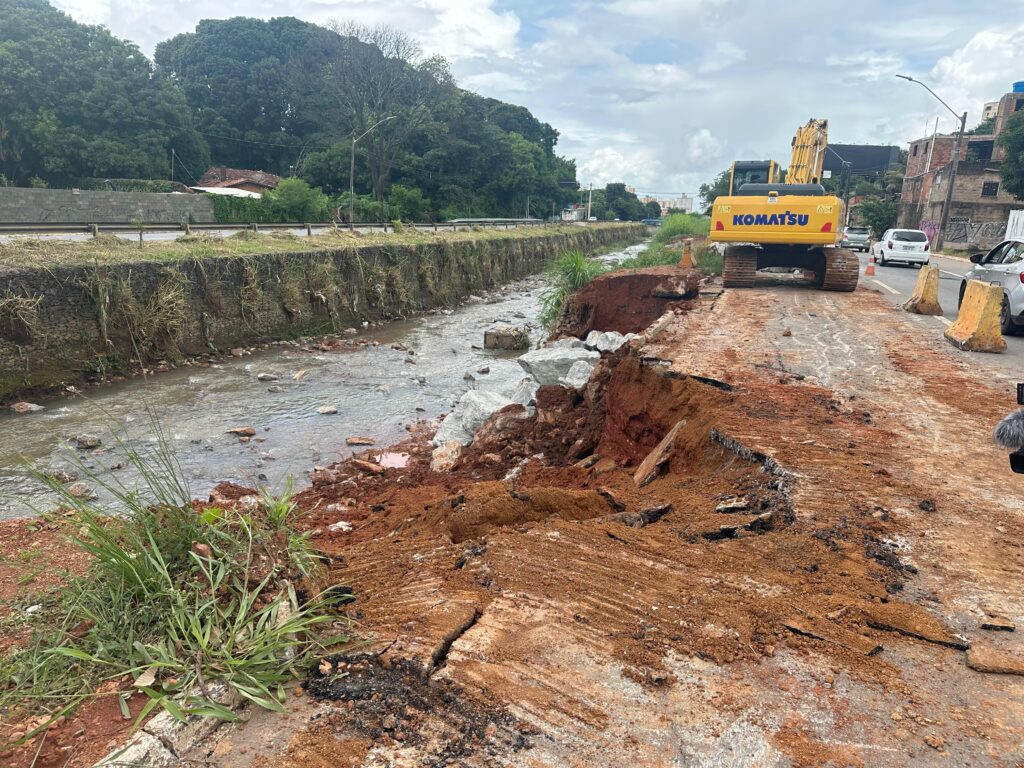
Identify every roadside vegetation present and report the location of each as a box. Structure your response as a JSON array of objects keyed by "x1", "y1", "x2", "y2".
[
  {"x1": 540, "y1": 213, "x2": 718, "y2": 327},
  {"x1": 539, "y1": 250, "x2": 607, "y2": 327},
  {"x1": 0, "y1": 432, "x2": 344, "y2": 747},
  {"x1": 0, "y1": 223, "x2": 635, "y2": 270}
]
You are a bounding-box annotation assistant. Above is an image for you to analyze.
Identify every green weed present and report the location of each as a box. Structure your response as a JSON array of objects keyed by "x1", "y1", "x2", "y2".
[
  {"x1": 539, "y1": 249, "x2": 607, "y2": 328},
  {"x1": 0, "y1": 428, "x2": 344, "y2": 745}
]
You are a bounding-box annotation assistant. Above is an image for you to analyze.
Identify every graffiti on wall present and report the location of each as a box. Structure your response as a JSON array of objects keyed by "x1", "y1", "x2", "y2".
[
  {"x1": 919, "y1": 218, "x2": 1006, "y2": 247},
  {"x1": 919, "y1": 219, "x2": 940, "y2": 243}
]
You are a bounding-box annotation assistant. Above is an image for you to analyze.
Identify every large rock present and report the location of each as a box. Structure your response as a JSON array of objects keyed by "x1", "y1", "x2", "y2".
[
  {"x1": 508, "y1": 377, "x2": 540, "y2": 409},
  {"x1": 583, "y1": 331, "x2": 636, "y2": 353},
  {"x1": 518, "y1": 347, "x2": 600, "y2": 387},
  {"x1": 484, "y1": 324, "x2": 530, "y2": 350},
  {"x1": 558, "y1": 360, "x2": 595, "y2": 389},
  {"x1": 432, "y1": 390, "x2": 513, "y2": 446}
]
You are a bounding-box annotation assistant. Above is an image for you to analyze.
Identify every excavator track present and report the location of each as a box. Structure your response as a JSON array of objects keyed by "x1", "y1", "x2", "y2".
[
  {"x1": 722, "y1": 245, "x2": 758, "y2": 288},
  {"x1": 818, "y1": 247, "x2": 859, "y2": 292}
]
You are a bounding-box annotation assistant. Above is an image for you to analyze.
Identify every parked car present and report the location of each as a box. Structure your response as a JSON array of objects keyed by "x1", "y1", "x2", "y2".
[
  {"x1": 960, "y1": 239, "x2": 1024, "y2": 335},
  {"x1": 871, "y1": 229, "x2": 930, "y2": 266},
  {"x1": 841, "y1": 225, "x2": 870, "y2": 252}
]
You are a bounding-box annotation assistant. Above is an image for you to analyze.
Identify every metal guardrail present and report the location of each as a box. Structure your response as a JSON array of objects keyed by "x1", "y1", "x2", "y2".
[{"x1": 0, "y1": 219, "x2": 559, "y2": 236}]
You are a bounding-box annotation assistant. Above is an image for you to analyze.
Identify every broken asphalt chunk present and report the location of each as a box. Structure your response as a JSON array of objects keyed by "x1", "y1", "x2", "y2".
[
  {"x1": 966, "y1": 645, "x2": 1024, "y2": 675},
  {"x1": 783, "y1": 615, "x2": 882, "y2": 656},
  {"x1": 862, "y1": 602, "x2": 968, "y2": 650}
]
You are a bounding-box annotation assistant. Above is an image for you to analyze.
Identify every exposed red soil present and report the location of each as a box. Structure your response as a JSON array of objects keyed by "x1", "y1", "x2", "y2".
[
  {"x1": 8, "y1": 271, "x2": 1024, "y2": 766},
  {"x1": 552, "y1": 266, "x2": 700, "y2": 337}
]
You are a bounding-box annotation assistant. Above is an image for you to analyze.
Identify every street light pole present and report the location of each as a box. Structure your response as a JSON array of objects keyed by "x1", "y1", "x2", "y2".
[
  {"x1": 896, "y1": 75, "x2": 967, "y2": 252},
  {"x1": 349, "y1": 115, "x2": 396, "y2": 232}
]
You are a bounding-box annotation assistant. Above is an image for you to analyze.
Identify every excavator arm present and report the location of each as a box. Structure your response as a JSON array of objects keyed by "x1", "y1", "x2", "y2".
[{"x1": 787, "y1": 118, "x2": 829, "y2": 185}]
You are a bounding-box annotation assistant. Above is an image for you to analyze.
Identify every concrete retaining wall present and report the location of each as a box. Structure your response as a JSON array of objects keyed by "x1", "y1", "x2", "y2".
[
  {"x1": 0, "y1": 188, "x2": 215, "y2": 224},
  {"x1": 0, "y1": 225, "x2": 647, "y2": 401}
]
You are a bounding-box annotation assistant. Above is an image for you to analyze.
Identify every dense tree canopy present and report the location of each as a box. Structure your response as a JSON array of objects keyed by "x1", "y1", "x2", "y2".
[
  {"x1": 0, "y1": 0, "x2": 207, "y2": 185},
  {"x1": 997, "y1": 111, "x2": 1024, "y2": 201},
  {"x1": 0, "y1": 4, "x2": 664, "y2": 221},
  {"x1": 156, "y1": 16, "x2": 581, "y2": 219}
]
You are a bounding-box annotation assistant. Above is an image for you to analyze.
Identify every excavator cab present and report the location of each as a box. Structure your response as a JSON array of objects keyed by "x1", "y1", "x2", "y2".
[{"x1": 728, "y1": 160, "x2": 779, "y2": 195}]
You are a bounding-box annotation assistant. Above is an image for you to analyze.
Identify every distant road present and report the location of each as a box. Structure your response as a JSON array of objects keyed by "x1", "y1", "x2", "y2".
[{"x1": 0, "y1": 220, "x2": 553, "y2": 244}]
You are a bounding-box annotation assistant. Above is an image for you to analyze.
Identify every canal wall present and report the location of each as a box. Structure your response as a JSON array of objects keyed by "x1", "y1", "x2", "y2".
[{"x1": 0, "y1": 225, "x2": 647, "y2": 401}]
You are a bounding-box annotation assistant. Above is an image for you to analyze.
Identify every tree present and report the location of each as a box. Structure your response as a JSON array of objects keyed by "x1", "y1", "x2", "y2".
[
  {"x1": 266, "y1": 178, "x2": 331, "y2": 221},
  {"x1": 321, "y1": 22, "x2": 454, "y2": 203},
  {"x1": 604, "y1": 183, "x2": 646, "y2": 220},
  {"x1": 856, "y1": 196, "x2": 898, "y2": 237},
  {"x1": 156, "y1": 17, "x2": 339, "y2": 175},
  {"x1": 644, "y1": 201, "x2": 662, "y2": 219},
  {"x1": 0, "y1": 0, "x2": 207, "y2": 184},
  {"x1": 698, "y1": 170, "x2": 731, "y2": 213},
  {"x1": 997, "y1": 111, "x2": 1024, "y2": 200}
]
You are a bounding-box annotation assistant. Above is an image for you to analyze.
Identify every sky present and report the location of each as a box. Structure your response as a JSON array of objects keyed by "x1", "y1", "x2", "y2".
[{"x1": 52, "y1": 0, "x2": 1024, "y2": 198}]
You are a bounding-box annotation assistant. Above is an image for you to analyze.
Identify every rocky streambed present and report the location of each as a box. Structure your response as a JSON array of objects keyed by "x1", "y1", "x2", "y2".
[{"x1": 0, "y1": 244, "x2": 650, "y2": 518}]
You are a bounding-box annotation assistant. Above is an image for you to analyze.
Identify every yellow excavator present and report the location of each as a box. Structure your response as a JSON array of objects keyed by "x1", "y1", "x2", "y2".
[{"x1": 709, "y1": 119, "x2": 858, "y2": 291}]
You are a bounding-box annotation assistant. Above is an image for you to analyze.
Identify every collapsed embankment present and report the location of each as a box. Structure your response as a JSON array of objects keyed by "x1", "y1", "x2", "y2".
[{"x1": 0, "y1": 224, "x2": 646, "y2": 402}]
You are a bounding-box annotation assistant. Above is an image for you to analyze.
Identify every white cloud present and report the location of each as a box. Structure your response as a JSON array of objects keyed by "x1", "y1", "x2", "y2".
[
  {"x1": 687, "y1": 129, "x2": 723, "y2": 163},
  {"x1": 825, "y1": 51, "x2": 904, "y2": 82},
  {"x1": 579, "y1": 147, "x2": 658, "y2": 188},
  {"x1": 699, "y1": 41, "x2": 746, "y2": 74},
  {"x1": 931, "y1": 23, "x2": 1024, "y2": 126}
]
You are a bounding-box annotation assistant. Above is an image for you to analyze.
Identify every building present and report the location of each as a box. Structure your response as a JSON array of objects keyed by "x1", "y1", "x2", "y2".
[
  {"x1": 983, "y1": 101, "x2": 999, "y2": 123},
  {"x1": 639, "y1": 193, "x2": 693, "y2": 215},
  {"x1": 822, "y1": 144, "x2": 900, "y2": 178},
  {"x1": 898, "y1": 82, "x2": 1024, "y2": 251},
  {"x1": 196, "y1": 167, "x2": 282, "y2": 194}
]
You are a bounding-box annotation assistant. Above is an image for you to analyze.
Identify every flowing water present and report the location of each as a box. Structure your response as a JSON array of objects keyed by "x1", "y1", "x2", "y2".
[{"x1": 0, "y1": 243, "x2": 648, "y2": 518}]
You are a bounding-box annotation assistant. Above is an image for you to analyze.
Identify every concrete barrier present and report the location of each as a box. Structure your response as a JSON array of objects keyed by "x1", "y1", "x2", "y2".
[
  {"x1": 902, "y1": 265, "x2": 942, "y2": 315},
  {"x1": 944, "y1": 280, "x2": 1006, "y2": 353}
]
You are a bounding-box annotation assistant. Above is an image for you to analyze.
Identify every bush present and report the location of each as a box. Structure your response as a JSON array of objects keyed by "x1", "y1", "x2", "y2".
[
  {"x1": 0, "y1": 430, "x2": 343, "y2": 739},
  {"x1": 653, "y1": 213, "x2": 710, "y2": 243},
  {"x1": 539, "y1": 249, "x2": 607, "y2": 328},
  {"x1": 266, "y1": 178, "x2": 332, "y2": 222}
]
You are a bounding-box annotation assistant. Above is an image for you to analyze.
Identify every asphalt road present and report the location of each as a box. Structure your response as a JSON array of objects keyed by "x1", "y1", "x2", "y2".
[{"x1": 855, "y1": 249, "x2": 1024, "y2": 375}]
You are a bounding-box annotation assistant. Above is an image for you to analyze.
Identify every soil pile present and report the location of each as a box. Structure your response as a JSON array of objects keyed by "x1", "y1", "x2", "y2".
[{"x1": 552, "y1": 266, "x2": 700, "y2": 337}]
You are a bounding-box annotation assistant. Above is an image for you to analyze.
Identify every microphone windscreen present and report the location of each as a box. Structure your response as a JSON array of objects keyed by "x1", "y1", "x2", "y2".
[{"x1": 994, "y1": 409, "x2": 1024, "y2": 451}]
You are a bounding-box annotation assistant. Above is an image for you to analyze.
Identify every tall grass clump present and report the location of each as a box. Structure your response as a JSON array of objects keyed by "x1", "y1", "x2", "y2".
[
  {"x1": 615, "y1": 213, "x2": 713, "y2": 273},
  {"x1": 654, "y1": 212, "x2": 710, "y2": 242},
  {"x1": 0, "y1": 430, "x2": 344, "y2": 745},
  {"x1": 539, "y1": 249, "x2": 607, "y2": 328}
]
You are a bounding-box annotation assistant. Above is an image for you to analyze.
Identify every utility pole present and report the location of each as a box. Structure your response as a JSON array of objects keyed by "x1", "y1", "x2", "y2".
[
  {"x1": 896, "y1": 75, "x2": 967, "y2": 253},
  {"x1": 586, "y1": 184, "x2": 593, "y2": 221},
  {"x1": 349, "y1": 116, "x2": 396, "y2": 232},
  {"x1": 170, "y1": 148, "x2": 175, "y2": 184}
]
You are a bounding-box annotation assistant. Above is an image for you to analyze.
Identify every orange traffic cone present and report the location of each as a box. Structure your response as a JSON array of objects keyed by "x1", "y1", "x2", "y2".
[
  {"x1": 865, "y1": 255, "x2": 876, "y2": 276},
  {"x1": 679, "y1": 239, "x2": 695, "y2": 270}
]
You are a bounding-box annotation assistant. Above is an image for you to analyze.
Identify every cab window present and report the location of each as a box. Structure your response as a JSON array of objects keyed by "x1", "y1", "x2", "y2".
[
  {"x1": 1004, "y1": 242, "x2": 1024, "y2": 264},
  {"x1": 985, "y1": 242, "x2": 1011, "y2": 264}
]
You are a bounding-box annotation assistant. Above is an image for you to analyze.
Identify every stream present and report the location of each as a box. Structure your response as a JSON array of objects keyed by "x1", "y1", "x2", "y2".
[{"x1": 0, "y1": 243, "x2": 648, "y2": 518}]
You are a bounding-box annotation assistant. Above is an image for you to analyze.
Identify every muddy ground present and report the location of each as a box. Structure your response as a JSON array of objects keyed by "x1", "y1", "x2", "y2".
[{"x1": 4, "y1": 269, "x2": 1024, "y2": 767}]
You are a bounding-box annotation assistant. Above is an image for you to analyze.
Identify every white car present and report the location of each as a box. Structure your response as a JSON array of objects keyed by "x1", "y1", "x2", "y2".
[
  {"x1": 960, "y1": 239, "x2": 1024, "y2": 335},
  {"x1": 872, "y1": 229, "x2": 930, "y2": 266}
]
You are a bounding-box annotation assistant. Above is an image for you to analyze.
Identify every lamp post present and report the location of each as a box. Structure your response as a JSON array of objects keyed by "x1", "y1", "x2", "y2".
[
  {"x1": 896, "y1": 74, "x2": 967, "y2": 252},
  {"x1": 349, "y1": 116, "x2": 396, "y2": 232}
]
